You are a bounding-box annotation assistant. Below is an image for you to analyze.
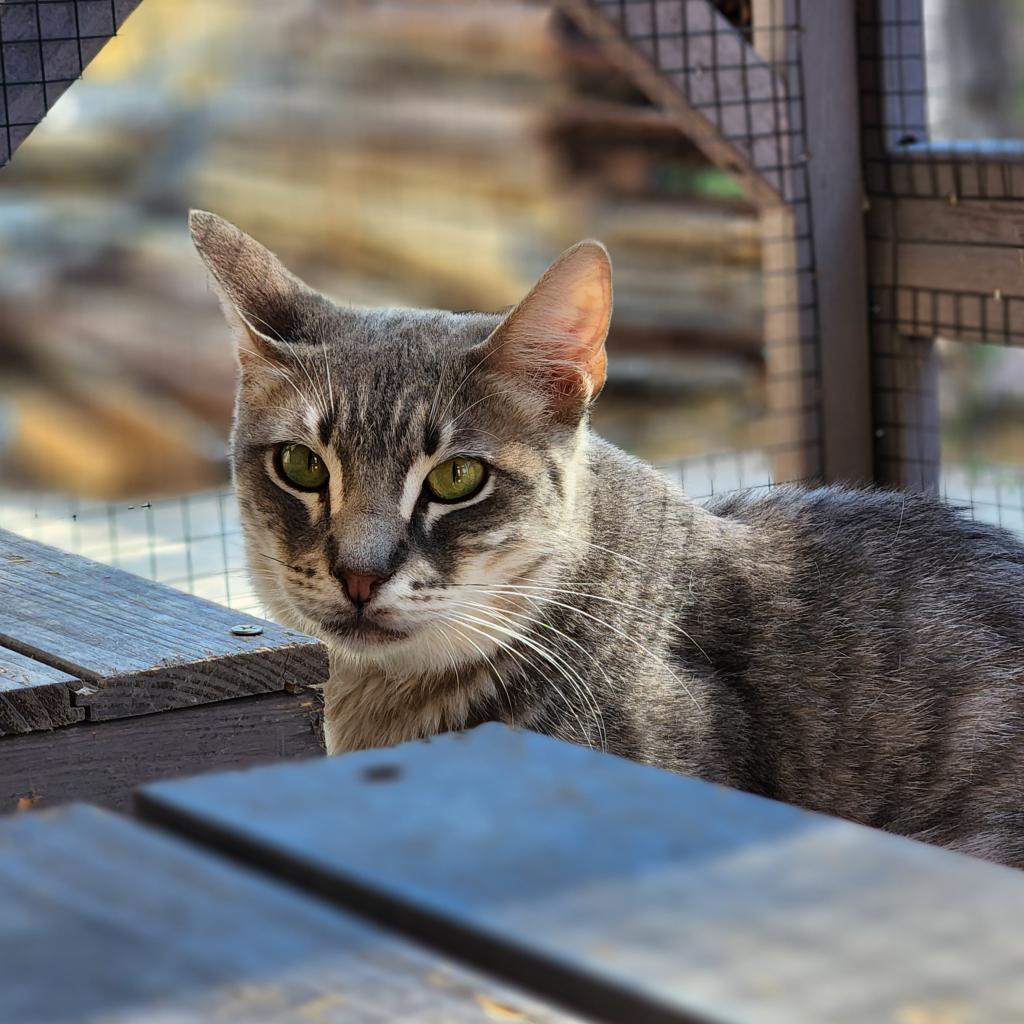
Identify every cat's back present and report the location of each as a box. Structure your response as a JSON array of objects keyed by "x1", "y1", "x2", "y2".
[
  {"x1": 698, "y1": 484, "x2": 1024, "y2": 652},
  {"x1": 692, "y1": 484, "x2": 1024, "y2": 858},
  {"x1": 706, "y1": 483, "x2": 1024, "y2": 576}
]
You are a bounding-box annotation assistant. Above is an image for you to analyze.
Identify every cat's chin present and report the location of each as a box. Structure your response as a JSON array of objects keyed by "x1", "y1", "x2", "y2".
[{"x1": 319, "y1": 616, "x2": 416, "y2": 652}]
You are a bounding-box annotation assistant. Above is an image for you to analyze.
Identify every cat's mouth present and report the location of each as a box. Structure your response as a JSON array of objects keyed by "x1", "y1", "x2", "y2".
[{"x1": 320, "y1": 614, "x2": 410, "y2": 645}]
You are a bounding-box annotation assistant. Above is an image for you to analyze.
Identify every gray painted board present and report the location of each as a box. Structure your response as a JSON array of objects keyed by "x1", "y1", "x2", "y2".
[
  {"x1": 140, "y1": 724, "x2": 1024, "y2": 1024},
  {"x1": 0, "y1": 803, "x2": 579, "y2": 1023},
  {"x1": 0, "y1": 529, "x2": 327, "y2": 720}
]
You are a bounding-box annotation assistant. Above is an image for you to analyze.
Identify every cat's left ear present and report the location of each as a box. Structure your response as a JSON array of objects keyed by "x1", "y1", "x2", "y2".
[
  {"x1": 189, "y1": 209, "x2": 321, "y2": 369},
  {"x1": 481, "y1": 240, "x2": 612, "y2": 421}
]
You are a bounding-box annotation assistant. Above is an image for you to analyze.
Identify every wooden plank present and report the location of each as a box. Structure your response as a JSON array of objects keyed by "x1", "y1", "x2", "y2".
[
  {"x1": 869, "y1": 239, "x2": 1024, "y2": 297},
  {"x1": 138, "y1": 724, "x2": 1024, "y2": 1024},
  {"x1": 0, "y1": 803, "x2": 579, "y2": 1024},
  {"x1": 867, "y1": 196, "x2": 1024, "y2": 345},
  {"x1": 0, "y1": 686, "x2": 325, "y2": 815},
  {"x1": 858, "y1": 2, "x2": 940, "y2": 492},
  {"x1": 0, "y1": 530, "x2": 327, "y2": 721},
  {"x1": 871, "y1": 195, "x2": 1024, "y2": 247},
  {"x1": 759, "y1": 204, "x2": 820, "y2": 482},
  {"x1": 753, "y1": 2, "x2": 819, "y2": 483},
  {"x1": 753, "y1": 0, "x2": 874, "y2": 484},
  {"x1": 0, "y1": 645, "x2": 83, "y2": 735},
  {"x1": 799, "y1": 0, "x2": 873, "y2": 483}
]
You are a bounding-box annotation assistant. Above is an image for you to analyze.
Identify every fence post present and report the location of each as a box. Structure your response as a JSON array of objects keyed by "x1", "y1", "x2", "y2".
[
  {"x1": 754, "y1": 0, "x2": 875, "y2": 486},
  {"x1": 859, "y1": 0, "x2": 942, "y2": 493}
]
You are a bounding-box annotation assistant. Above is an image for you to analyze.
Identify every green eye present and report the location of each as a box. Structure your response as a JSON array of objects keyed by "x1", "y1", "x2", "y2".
[
  {"x1": 425, "y1": 457, "x2": 486, "y2": 502},
  {"x1": 279, "y1": 443, "x2": 329, "y2": 490}
]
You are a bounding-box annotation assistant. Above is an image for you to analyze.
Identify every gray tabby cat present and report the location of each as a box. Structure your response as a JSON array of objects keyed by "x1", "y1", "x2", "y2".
[{"x1": 192, "y1": 210, "x2": 1024, "y2": 867}]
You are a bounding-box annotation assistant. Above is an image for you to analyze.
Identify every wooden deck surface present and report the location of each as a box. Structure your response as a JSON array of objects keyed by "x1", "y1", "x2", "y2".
[
  {"x1": 137, "y1": 724, "x2": 1024, "y2": 1024},
  {"x1": 0, "y1": 803, "x2": 579, "y2": 1023}
]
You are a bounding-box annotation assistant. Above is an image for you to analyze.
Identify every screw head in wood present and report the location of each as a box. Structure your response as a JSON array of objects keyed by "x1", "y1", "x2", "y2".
[{"x1": 231, "y1": 624, "x2": 264, "y2": 637}]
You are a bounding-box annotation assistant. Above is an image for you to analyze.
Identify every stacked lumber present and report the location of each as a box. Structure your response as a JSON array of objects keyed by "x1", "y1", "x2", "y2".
[
  {"x1": 194, "y1": 2, "x2": 762, "y2": 331},
  {"x1": 0, "y1": 213, "x2": 234, "y2": 497}
]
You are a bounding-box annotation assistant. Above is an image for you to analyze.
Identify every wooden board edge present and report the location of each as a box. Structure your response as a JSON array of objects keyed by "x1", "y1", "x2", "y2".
[
  {"x1": 78, "y1": 641, "x2": 329, "y2": 721},
  {"x1": 0, "y1": 681, "x2": 84, "y2": 737},
  {"x1": 2, "y1": 685, "x2": 325, "y2": 814},
  {"x1": 133, "y1": 783, "x2": 709, "y2": 1024}
]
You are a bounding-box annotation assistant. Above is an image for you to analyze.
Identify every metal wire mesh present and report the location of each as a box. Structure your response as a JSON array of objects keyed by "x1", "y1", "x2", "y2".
[
  {"x1": 0, "y1": 453, "x2": 775, "y2": 618},
  {"x1": 559, "y1": 0, "x2": 824, "y2": 485},
  {"x1": 7, "y1": 0, "x2": 1024, "y2": 624},
  {"x1": 861, "y1": 0, "x2": 1024, "y2": 501},
  {"x1": 0, "y1": 486, "x2": 262, "y2": 613},
  {"x1": 0, "y1": 0, "x2": 813, "y2": 620},
  {"x1": 0, "y1": 0, "x2": 140, "y2": 166}
]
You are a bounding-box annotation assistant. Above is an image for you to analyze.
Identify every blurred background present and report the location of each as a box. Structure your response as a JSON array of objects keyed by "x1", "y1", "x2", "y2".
[{"x1": 1, "y1": 0, "x2": 1024, "y2": 614}]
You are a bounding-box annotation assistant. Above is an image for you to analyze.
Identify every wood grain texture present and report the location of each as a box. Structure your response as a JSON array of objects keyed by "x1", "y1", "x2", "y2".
[
  {"x1": 754, "y1": 0, "x2": 873, "y2": 486},
  {"x1": 0, "y1": 646, "x2": 84, "y2": 735},
  {"x1": 0, "y1": 803, "x2": 579, "y2": 1024},
  {"x1": 868, "y1": 239, "x2": 1024, "y2": 297},
  {"x1": 871, "y1": 195, "x2": 1024, "y2": 248},
  {"x1": 0, "y1": 686, "x2": 326, "y2": 815},
  {"x1": 140, "y1": 724, "x2": 1024, "y2": 1024},
  {"x1": 0, "y1": 530, "x2": 327, "y2": 721}
]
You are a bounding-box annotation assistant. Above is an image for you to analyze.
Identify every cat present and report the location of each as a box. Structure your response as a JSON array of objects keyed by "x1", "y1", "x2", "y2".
[{"x1": 192, "y1": 209, "x2": 1024, "y2": 867}]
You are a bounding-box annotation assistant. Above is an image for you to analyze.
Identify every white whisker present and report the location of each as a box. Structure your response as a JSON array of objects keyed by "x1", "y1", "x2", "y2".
[{"x1": 459, "y1": 585, "x2": 703, "y2": 711}]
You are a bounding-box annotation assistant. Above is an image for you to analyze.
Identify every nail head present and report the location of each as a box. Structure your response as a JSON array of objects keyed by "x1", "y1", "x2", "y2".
[{"x1": 231, "y1": 624, "x2": 264, "y2": 637}]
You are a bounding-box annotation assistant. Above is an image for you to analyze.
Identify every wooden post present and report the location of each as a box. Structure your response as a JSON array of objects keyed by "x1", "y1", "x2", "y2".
[
  {"x1": 859, "y1": 1, "x2": 941, "y2": 493},
  {"x1": 872, "y1": 330, "x2": 941, "y2": 493},
  {"x1": 754, "y1": 0, "x2": 875, "y2": 485}
]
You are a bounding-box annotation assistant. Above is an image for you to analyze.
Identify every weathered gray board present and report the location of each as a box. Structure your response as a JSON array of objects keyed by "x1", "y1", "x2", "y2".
[
  {"x1": 0, "y1": 528, "x2": 327, "y2": 723},
  {"x1": 0, "y1": 643, "x2": 82, "y2": 732},
  {"x1": 3, "y1": 685, "x2": 324, "y2": 813},
  {"x1": 140, "y1": 724, "x2": 1024, "y2": 1024},
  {"x1": 0, "y1": 0, "x2": 144, "y2": 166},
  {"x1": 0, "y1": 803, "x2": 580, "y2": 1024},
  {"x1": 868, "y1": 193, "x2": 1024, "y2": 340}
]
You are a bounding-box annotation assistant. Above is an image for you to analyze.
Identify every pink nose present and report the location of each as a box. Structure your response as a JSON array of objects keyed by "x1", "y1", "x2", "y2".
[{"x1": 342, "y1": 571, "x2": 385, "y2": 606}]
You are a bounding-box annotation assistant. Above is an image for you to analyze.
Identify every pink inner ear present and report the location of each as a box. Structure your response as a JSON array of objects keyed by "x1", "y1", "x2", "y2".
[{"x1": 483, "y1": 239, "x2": 612, "y2": 416}]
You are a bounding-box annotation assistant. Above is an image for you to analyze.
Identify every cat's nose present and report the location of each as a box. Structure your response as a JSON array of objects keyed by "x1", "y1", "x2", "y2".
[{"x1": 340, "y1": 570, "x2": 389, "y2": 607}]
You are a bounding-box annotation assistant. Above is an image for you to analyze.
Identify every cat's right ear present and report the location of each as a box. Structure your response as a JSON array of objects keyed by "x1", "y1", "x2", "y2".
[{"x1": 189, "y1": 210, "x2": 314, "y2": 369}]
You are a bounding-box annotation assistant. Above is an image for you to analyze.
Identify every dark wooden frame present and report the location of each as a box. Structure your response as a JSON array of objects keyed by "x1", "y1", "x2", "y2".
[
  {"x1": 557, "y1": 0, "x2": 1023, "y2": 493},
  {"x1": 557, "y1": 0, "x2": 876, "y2": 486}
]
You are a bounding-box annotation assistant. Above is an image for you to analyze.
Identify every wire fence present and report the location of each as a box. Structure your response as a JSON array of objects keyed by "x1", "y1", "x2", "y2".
[
  {"x1": 0, "y1": 0, "x2": 141, "y2": 166},
  {"x1": 0, "y1": 452, "x2": 772, "y2": 618},
  {"x1": 862, "y1": 0, "x2": 1024, "y2": 501},
  {"x1": 5, "y1": 445, "x2": 1021, "y2": 621},
  {"x1": 5, "y1": 0, "x2": 1024, "y2": 623}
]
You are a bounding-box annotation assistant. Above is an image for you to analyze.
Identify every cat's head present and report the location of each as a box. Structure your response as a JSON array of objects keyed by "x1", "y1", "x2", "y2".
[{"x1": 191, "y1": 211, "x2": 611, "y2": 672}]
